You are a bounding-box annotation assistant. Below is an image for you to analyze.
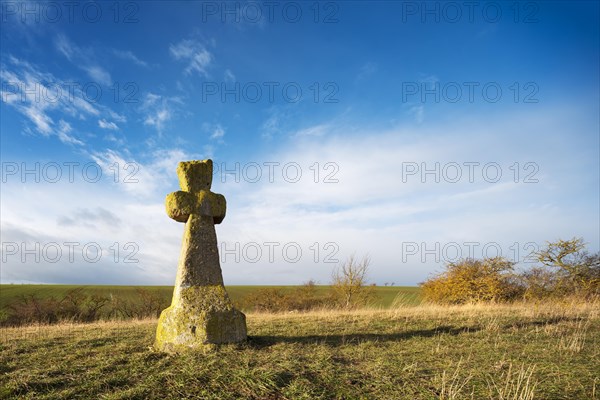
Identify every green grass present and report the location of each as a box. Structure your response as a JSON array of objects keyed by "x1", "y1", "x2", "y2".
[
  {"x1": 0, "y1": 284, "x2": 421, "y2": 311},
  {"x1": 1, "y1": 301, "x2": 598, "y2": 399},
  {"x1": 0, "y1": 285, "x2": 173, "y2": 310}
]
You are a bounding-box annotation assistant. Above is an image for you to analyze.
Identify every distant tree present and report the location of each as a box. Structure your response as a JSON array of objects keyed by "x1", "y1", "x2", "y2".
[
  {"x1": 303, "y1": 279, "x2": 317, "y2": 288},
  {"x1": 331, "y1": 255, "x2": 376, "y2": 309},
  {"x1": 535, "y1": 238, "x2": 599, "y2": 296},
  {"x1": 519, "y1": 266, "x2": 560, "y2": 300}
]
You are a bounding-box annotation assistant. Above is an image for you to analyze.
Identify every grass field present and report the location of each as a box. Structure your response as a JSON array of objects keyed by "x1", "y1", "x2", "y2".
[
  {"x1": 1, "y1": 300, "x2": 598, "y2": 399},
  {"x1": 0, "y1": 285, "x2": 422, "y2": 311}
]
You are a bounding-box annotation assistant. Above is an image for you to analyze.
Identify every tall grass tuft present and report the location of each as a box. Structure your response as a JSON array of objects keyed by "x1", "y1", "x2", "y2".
[{"x1": 487, "y1": 363, "x2": 537, "y2": 400}]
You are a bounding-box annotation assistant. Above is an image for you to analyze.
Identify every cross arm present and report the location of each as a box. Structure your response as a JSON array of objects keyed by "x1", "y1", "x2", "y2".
[
  {"x1": 197, "y1": 190, "x2": 227, "y2": 224},
  {"x1": 165, "y1": 191, "x2": 196, "y2": 223}
]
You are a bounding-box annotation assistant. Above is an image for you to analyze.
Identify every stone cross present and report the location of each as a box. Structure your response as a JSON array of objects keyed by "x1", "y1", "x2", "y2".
[{"x1": 155, "y1": 159, "x2": 247, "y2": 352}]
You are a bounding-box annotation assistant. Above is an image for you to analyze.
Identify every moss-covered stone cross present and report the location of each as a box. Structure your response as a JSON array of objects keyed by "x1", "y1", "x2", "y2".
[
  {"x1": 165, "y1": 159, "x2": 226, "y2": 226},
  {"x1": 155, "y1": 159, "x2": 247, "y2": 352}
]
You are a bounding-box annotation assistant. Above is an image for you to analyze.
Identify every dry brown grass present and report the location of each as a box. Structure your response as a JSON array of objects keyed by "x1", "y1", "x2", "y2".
[{"x1": 1, "y1": 299, "x2": 598, "y2": 399}]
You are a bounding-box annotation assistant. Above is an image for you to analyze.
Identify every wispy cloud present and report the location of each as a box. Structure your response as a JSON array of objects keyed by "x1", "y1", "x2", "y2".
[
  {"x1": 203, "y1": 122, "x2": 225, "y2": 141},
  {"x1": 293, "y1": 124, "x2": 330, "y2": 138},
  {"x1": 418, "y1": 74, "x2": 439, "y2": 89},
  {"x1": 83, "y1": 65, "x2": 112, "y2": 86},
  {"x1": 0, "y1": 56, "x2": 121, "y2": 145},
  {"x1": 261, "y1": 115, "x2": 279, "y2": 140},
  {"x1": 409, "y1": 105, "x2": 424, "y2": 124},
  {"x1": 112, "y1": 49, "x2": 149, "y2": 68},
  {"x1": 56, "y1": 120, "x2": 83, "y2": 145},
  {"x1": 260, "y1": 106, "x2": 297, "y2": 140},
  {"x1": 98, "y1": 119, "x2": 119, "y2": 130},
  {"x1": 224, "y1": 69, "x2": 236, "y2": 82},
  {"x1": 55, "y1": 33, "x2": 76, "y2": 61},
  {"x1": 140, "y1": 93, "x2": 182, "y2": 134},
  {"x1": 357, "y1": 62, "x2": 378, "y2": 80},
  {"x1": 54, "y1": 34, "x2": 112, "y2": 85},
  {"x1": 169, "y1": 38, "x2": 213, "y2": 77},
  {"x1": 142, "y1": 94, "x2": 171, "y2": 133},
  {"x1": 144, "y1": 108, "x2": 171, "y2": 131},
  {"x1": 90, "y1": 147, "x2": 197, "y2": 198},
  {"x1": 211, "y1": 125, "x2": 225, "y2": 140}
]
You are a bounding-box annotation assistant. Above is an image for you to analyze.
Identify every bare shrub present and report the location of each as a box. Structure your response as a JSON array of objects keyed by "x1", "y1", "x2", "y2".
[
  {"x1": 331, "y1": 255, "x2": 376, "y2": 309},
  {"x1": 3, "y1": 288, "x2": 110, "y2": 325},
  {"x1": 5, "y1": 294, "x2": 61, "y2": 325},
  {"x1": 240, "y1": 288, "x2": 290, "y2": 312},
  {"x1": 109, "y1": 288, "x2": 167, "y2": 319},
  {"x1": 518, "y1": 266, "x2": 560, "y2": 300},
  {"x1": 240, "y1": 280, "x2": 329, "y2": 313}
]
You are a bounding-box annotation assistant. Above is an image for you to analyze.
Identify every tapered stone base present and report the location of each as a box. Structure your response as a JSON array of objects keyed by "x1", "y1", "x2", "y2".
[{"x1": 154, "y1": 285, "x2": 247, "y2": 352}]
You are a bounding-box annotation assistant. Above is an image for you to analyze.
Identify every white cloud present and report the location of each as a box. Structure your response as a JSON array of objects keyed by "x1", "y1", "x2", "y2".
[
  {"x1": 0, "y1": 145, "x2": 202, "y2": 285},
  {"x1": 169, "y1": 39, "x2": 213, "y2": 77},
  {"x1": 140, "y1": 93, "x2": 182, "y2": 134},
  {"x1": 211, "y1": 125, "x2": 225, "y2": 140},
  {"x1": 55, "y1": 33, "x2": 75, "y2": 61},
  {"x1": 23, "y1": 105, "x2": 53, "y2": 135},
  {"x1": 224, "y1": 69, "x2": 236, "y2": 82},
  {"x1": 260, "y1": 106, "x2": 297, "y2": 140},
  {"x1": 90, "y1": 147, "x2": 198, "y2": 198},
  {"x1": 418, "y1": 74, "x2": 439, "y2": 89},
  {"x1": 293, "y1": 124, "x2": 330, "y2": 138},
  {"x1": 142, "y1": 92, "x2": 161, "y2": 107},
  {"x1": 1, "y1": 105, "x2": 597, "y2": 285},
  {"x1": 104, "y1": 133, "x2": 125, "y2": 145},
  {"x1": 56, "y1": 120, "x2": 83, "y2": 145},
  {"x1": 357, "y1": 62, "x2": 378, "y2": 80},
  {"x1": 144, "y1": 108, "x2": 171, "y2": 132},
  {"x1": 108, "y1": 110, "x2": 127, "y2": 123},
  {"x1": 212, "y1": 110, "x2": 599, "y2": 285},
  {"x1": 409, "y1": 105, "x2": 424, "y2": 124},
  {"x1": 203, "y1": 122, "x2": 225, "y2": 141},
  {"x1": 0, "y1": 56, "x2": 119, "y2": 145},
  {"x1": 261, "y1": 114, "x2": 280, "y2": 140},
  {"x1": 113, "y1": 49, "x2": 149, "y2": 68},
  {"x1": 98, "y1": 119, "x2": 119, "y2": 130},
  {"x1": 54, "y1": 34, "x2": 112, "y2": 85},
  {"x1": 0, "y1": 180, "x2": 179, "y2": 285},
  {"x1": 83, "y1": 65, "x2": 112, "y2": 86}
]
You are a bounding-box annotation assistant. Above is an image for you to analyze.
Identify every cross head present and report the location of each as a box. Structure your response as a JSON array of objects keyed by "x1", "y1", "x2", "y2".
[{"x1": 165, "y1": 159, "x2": 226, "y2": 224}]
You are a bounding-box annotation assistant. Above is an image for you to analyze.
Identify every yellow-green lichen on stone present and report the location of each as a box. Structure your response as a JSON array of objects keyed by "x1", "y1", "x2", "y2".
[
  {"x1": 177, "y1": 159, "x2": 213, "y2": 192},
  {"x1": 197, "y1": 190, "x2": 226, "y2": 224},
  {"x1": 155, "y1": 159, "x2": 247, "y2": 352},
  {"x1": 165, "y1": 191, "x2": 196, "y2": 222},
  {"x1": 155, "y1": 286, "x2": 246, "y2": 352}
]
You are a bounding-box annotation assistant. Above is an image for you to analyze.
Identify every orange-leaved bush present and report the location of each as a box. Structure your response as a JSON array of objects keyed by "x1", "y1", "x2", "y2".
[{"x1": 421, "y1": 257, "x2": 520, "y2": 304}]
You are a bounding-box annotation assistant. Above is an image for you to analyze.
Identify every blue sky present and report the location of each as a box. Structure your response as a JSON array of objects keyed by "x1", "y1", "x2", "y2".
[{"x1": 1, "y1": 1, "x2": 598, "y2": 285}]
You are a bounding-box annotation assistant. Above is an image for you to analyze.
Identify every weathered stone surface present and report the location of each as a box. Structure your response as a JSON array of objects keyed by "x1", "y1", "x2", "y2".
[
  {"x1": 155, "y1": 286, "x2": 246, "y2": 352},
  {"x1": 155, "y1": 159, "x2": 247, "y2": 352}
]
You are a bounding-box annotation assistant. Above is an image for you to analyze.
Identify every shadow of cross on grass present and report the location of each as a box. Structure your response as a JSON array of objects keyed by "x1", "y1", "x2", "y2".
[
  {"x1": 246, "y1": 315, "x2": 579, "y2": 349},
  {"x1": 246, "y1": 325, "x2": 483, "y2": 349}
]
